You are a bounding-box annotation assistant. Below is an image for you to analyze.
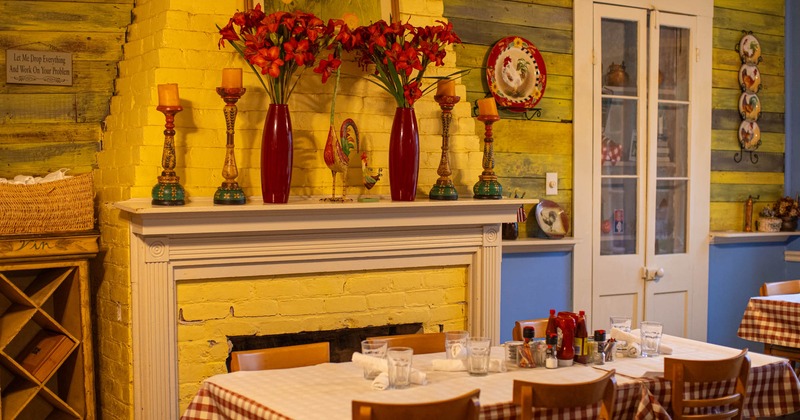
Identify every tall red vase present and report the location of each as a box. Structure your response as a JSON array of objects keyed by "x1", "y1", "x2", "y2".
[
  {"x1": 261, "y1": 104, "x2": 293, "y2": 204},
  {"x1": 389, "y1": 107, "x2": 420, "y2": 201}
]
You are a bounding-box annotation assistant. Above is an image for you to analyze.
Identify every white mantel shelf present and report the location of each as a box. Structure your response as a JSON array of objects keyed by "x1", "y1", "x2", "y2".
[
  {"x1": 115, "y1": 197, "x2": 536, "y2": 235},
  {"x1": 115, "y1": 195, "x2": 537, "y2": 419},
  {"x1": 709, "y1": 231, "x2": 800, "y2": 244}
]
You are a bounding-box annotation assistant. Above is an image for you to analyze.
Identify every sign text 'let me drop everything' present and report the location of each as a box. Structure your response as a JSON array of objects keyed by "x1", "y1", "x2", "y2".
[{"x1": 6, "y1": 49, "x2": 73, "y2": 86}]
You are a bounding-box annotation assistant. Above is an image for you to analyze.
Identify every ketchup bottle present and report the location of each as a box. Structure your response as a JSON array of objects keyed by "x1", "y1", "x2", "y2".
[
  {"x1": 555, "y1": 312, "x2": 575, "y2": 366},
  {"x1": 574, "y1": 310, "x2": 589, "y2": 364}
]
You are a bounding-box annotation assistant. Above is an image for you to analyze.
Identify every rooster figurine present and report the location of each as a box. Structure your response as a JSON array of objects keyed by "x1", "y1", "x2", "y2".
[
  {"x1": 361, "y1": 152, "x2": 382, "y2": 190},
  {"x1": 323, "y1": 118, "x2": 358, "y2": 201}
]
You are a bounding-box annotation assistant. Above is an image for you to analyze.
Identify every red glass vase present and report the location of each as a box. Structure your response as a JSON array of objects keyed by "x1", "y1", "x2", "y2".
[
  {"x1": 260, "y1": 104, "x2": 293, "y2": 204},
  {"x1": 389, "y1": 107, "x2": 420, "y2": 201}
]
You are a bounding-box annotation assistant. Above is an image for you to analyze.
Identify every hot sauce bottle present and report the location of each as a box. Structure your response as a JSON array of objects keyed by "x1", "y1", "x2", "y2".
[
  {"x1": 555, "y1": 312, "x2": 575, "y2": 367},
  {"x1": 574, "y1": 310, "x2": 590, "y2": 364},
  {"x1": 546, "y1": 309, "x2": 558, "y2": 339}
]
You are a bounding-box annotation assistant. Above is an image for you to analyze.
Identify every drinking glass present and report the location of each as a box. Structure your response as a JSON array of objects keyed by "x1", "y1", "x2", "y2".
[
  {"x1": 640, "y1": 321, "x2": 663, "y2": 357},
  {"x1": 387, "y1": 347, "x2": 413, "y2": 389},
  {"x1": 361, "y1": 339, "x2": 388, "y2": 379},
  {"x1": 610, "y1": 315, "x2": 632, "y2": 352},
  {"x1": 466, "y1": 337, "x2": 492, "y2": 376},
  {"x1": 445, "y1": 330, "x2": 469, "y2": 359}
]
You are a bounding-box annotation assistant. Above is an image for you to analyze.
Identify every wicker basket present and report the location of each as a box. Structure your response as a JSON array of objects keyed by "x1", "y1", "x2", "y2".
[{"x1": 0, "y1": 172, "x2": 95, "y2": 235}]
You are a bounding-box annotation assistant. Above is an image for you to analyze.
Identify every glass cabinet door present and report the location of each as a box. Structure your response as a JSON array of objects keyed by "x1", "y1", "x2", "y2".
[{"x1": 599, "y1": 17, "x2": 643, "y2": 256}]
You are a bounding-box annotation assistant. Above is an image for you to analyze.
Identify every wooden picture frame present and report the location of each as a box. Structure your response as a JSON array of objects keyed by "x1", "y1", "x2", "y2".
[{"x1": 247, "y1": 0, "x2": 399, "y2": 23}]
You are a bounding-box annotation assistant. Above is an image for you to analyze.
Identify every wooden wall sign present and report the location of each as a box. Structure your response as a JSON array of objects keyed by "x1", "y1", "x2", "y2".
[{"x1": 5, "y1": 49, "x2": 73, "y2": 86}]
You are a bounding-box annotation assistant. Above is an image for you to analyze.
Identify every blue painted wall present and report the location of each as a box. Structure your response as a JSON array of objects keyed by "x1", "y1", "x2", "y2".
[
  {"x1": 500, "y1": 252, "x2": 572, "y2": 343},
  {"x1": 707, "y1": 242, "x2": 792, "y2": 349}
]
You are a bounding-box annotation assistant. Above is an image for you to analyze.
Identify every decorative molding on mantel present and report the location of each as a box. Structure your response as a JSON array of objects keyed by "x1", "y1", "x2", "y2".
[
  {"x1": 115, "y1": 196, "x2": 535, "y2": 419},
  {"x1": 502, "y1": 237, "x2": 580, "y2": 253},
  {"x1": 709, "y1": 231, "x2": 800, "y2": 244}
]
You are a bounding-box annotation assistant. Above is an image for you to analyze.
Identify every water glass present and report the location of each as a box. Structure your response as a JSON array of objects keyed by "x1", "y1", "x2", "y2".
[
  {"x1": 445, "y1": 330, "x2": 469, "y2": 359},
  {"x1": 640, "y1": 321, "x2": 663, "y2": 357},
  {"x1": 387, "y1": 347, "x2": 413, "y2": 389},
  {"x1": 610, "y1": 315, "x2": 632, "y2": 352},
  {"x1": 361, "y1": 339, "x2": 388, "y2": 379},
  {"x1": 466, "y1": 337, "x2": 492, "y2": 376}
]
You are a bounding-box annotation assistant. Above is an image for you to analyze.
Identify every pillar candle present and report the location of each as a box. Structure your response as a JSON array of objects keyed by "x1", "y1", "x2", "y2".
[
  {"x1": 436, "y1": 79, "x2": 455, "y2": 96},
  {"x1": 477, "y1": 98, "x2": 498, "y2": 117},
  {"x1": 222, "y1": 68, "x2": 243, "y2": 89},
  {"x1": 157, "y1": 83, "x2": 180, "y2": 106}
]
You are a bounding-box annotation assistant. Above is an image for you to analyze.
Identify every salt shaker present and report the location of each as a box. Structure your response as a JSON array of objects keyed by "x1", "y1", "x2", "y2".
[{"x1": 545, "y1": 334, "x2": 558, "y2": 369}]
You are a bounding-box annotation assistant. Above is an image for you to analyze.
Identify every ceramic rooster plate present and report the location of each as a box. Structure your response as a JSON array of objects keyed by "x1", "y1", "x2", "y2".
[
  {"x1": 534, "y1": 199, "x2": 568, "y2": 239},
  {"x1": 738, "y1": 92, "x2": 761, "y2": 121},
  {"x1": 738, "y1": 120, "x2": 761, "y2": 151},
  {"x1": 486, "y1": 36, "x2": 547, "y2": 112},
  {"x1": 738, "y1": 33, "x2": 762, "y2": 64},
  {"x1": 738, "y1": 63, "x2": 761, "y2": 94}
]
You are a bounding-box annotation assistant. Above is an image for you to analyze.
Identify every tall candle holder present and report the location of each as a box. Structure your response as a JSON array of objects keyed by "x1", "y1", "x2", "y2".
[
  {"x1": 429, "y1": 94, "x2": 461, "y2": 200},
  {"x1": 473, "y1": 115, "x2": 503, "y2": 199},
  {"x1": 214, "y1": 87, "x2": 247, "y2": 204},
  {"x1": 152, "y1": 105, "x2": 185, "y2": 205}
]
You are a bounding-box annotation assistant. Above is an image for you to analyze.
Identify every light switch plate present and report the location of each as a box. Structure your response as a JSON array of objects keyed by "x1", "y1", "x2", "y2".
[{"x1": 546, "y1": 172, "x2": 558, "y2": 195}]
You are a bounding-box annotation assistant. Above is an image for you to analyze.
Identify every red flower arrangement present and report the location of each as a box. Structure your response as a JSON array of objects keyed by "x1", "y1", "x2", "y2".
[
  {"x1": 336, "y1": 19, "x2": 462, "y2": 108},
  {"x1": 218, "y1": 5, "x2": 345, "y2": 104}
]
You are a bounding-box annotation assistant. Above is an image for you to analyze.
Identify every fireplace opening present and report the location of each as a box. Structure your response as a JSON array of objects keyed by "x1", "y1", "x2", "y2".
[{"x1": 226, "y1": 322, "x2": 432, "y2": 370}]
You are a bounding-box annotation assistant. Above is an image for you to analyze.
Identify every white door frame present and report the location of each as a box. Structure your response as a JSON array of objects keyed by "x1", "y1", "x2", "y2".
[{"x1": 573, "y1": 0, "x2": 712, "y2": 339}]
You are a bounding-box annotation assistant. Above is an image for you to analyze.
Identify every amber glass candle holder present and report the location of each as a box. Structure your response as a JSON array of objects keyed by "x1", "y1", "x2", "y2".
[
  {"x1": 152, "y1": 106, "x2": 185, "y2": 206},
  {"x1": 214, "y1": 87, "x2": 247, "y2": 205},
  {"x1": 429, "y1": 94, "x2": 461, "y2": 200}
]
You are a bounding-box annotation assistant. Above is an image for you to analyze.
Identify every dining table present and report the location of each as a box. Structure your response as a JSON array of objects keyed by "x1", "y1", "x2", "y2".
[
  {"x1": 181, "y1": 334, "x2": 800, "y2": 420},
  {"x1": 738, "y1": 293, "x2": 800, "y2": 350}
]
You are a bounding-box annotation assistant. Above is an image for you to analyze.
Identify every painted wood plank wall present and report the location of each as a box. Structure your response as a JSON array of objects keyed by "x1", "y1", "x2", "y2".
[
  {"x1": 444, "y1": 0, "x2": 574, "y2": 237},
  {"x1": 710, "y1": 0, "x2": 785, "y2": 231},
  {"x1": 0, "y1": 0, "x2": 131, "y2": 179}
]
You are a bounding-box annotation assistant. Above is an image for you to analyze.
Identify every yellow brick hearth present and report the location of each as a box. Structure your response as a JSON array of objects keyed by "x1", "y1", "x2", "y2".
[{"x1": 176, "y1": 266, "x2": 469, "y2": 411}]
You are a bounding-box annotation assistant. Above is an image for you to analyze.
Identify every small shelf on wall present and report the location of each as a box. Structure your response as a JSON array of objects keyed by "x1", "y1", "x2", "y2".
[
  {"x1": 502, "y1": 237, "x2": 580, "y2": 253},
  {"x1": 708, "y1": 231, "x2": 800, "y2": 244}
]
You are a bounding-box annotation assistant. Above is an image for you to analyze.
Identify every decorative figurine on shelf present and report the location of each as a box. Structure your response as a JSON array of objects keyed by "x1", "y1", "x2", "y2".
[
  {"x1": 473, "y1": 97, "x2": 503, "y2": 199},
  {"x1": 744, "y1": 194, "x2": 756, "y2": 232},
  {"x1": 757, "y1": 206, "x2": 781, "y2": 233},
  {"x1": 772, "y1": 195, "x2": 799, "y2": 232},
  {"x1": 152, "y1": 83, "x2": 185, "y2": 206},
  {"x1": 214, "y1": 68, "x2": 247, "y2": 205}
]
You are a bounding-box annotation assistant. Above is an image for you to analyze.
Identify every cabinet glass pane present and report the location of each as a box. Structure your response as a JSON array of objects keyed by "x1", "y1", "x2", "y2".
[
  {"x1": 600, "y1": 178, "x2": 637, "y2": 255},
  {"x1": 658, "y1": 26, "x2": 690, "y2": 101},
  {"x1": 655, "y1": 180, "x2": 687, "y2": 254},
  {"x1": 602, "y1": 98, "x2": 638, "y2": 176},
  {"x1": 602, "y1": 18, "x2": 638, "y2": 96},
  {"x1": 657, "y1": 103, "x2": 688, "y2": 177}
]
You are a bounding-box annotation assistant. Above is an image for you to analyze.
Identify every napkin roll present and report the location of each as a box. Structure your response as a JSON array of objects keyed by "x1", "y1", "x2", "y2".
[
  {"x1": 609, "y1": 328, "x2": 673, "y2": 355},
  {"x1": 352, "y1": 352, "x2": 427, "y2": 389}
]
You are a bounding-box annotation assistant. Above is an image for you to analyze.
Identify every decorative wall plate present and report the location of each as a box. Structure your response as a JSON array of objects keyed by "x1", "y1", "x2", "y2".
[
  {"x1": 738, "y1": 63, "x2": 761, "y2": 93},
  {"x1": 534, "y1": 199, "x2": 568, "y2": 239},
  {"x1": 738, "y1": 120, "x2": 761, "y2": 151},
  {"x1": 738, "y1": 33, "x2": 762, "y2": 64},
  {"x1": 738, "y1": 92, "x2": 761, "y2": 121},
  {"x1": 486, "y1": 36, "x2": 547, "y2": 112}
]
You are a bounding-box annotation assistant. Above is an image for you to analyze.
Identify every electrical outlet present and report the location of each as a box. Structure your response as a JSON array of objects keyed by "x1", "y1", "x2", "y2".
[{"x1": 546, "y1": 172, "x2": 558, "y2": 195}]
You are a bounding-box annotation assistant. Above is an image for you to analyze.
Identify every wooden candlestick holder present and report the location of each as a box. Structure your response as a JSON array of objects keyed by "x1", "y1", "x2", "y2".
[
  {"x1": 473, "y1": 115, "x2": 503, "y2": 199},
  {"x1": 152, "y1": 105, "x2": 185, "y2": 206},
  {"x1": 429, "y1": 94, "x2": 461, "y2": 200},
  {"x1": 214, "y1": 87, "x2": 247, "y2": 205}
]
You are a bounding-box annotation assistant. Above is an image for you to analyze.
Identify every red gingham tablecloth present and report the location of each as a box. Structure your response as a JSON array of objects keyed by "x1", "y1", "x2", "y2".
[{"x1": 738, "y1": 294, "x2": 800, "y2": 349}]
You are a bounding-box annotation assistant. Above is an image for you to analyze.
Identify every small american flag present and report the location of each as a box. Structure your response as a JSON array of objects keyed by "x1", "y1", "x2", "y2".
[{"x1": 517, "y1": 205, "x2": 527, "y2": 223}]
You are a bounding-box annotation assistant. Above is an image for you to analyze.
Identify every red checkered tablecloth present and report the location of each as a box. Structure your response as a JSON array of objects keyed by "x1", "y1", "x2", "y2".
[{"x1": 738, "y1": 294, "x2": 800, "y2": 349}]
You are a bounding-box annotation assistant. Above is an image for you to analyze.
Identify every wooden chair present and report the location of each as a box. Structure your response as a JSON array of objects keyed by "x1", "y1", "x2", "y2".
[
  {"x1": 759, "y1": 279, "x2": 800, "y2": 296},
  {"x1": 352, "y1": 388, "x2": 480, "y2": 419},
  {"x1": 229, "y1": 342, "x2": 330, "y2": 372},
  {"x1": 513, "y1": 369, "x2": 616, "y2": 420},
  {"x1": 512, "y1": 318, "x2": 548, "y2": 341},
  {"x1": 759, "y1": 280, "x2": 800, "y2": 367},
  {"x1": 664, "y1": 348, "x2": 750, "y2": 420},
  {"x1": 366, "y1": 332, "x2": 446, "y2": 354}
]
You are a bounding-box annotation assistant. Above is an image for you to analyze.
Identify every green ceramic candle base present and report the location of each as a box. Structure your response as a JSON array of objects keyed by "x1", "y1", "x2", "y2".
[
  {"x1": 429, "y1": 183, "x2": 458, "y2": 200},
  {"x1": 214, "y1": 186, "x2": 246, "y2": 205},
  {"x1": 152, "y1": 182, "x2": 185, "y2": 206},
  {"x1": 473, "y1": 180, "x2": 503, "y2": 200}
]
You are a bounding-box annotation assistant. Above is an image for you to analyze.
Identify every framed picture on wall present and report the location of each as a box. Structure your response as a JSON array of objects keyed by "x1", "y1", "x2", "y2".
[{"x1": 248, "y1": 0, "x2": 399, "y2": 24}]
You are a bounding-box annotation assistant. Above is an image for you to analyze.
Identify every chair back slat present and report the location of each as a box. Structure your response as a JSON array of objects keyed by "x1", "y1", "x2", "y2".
[
  {"x1": 513, "y1": 369, "x2": 616, "y2": 420},
  {"x1": 512, "y1": 318, "x2": 548, "y2": 341},
  {"x1": 230, "y1": 342, "x2": 330, "y2": 372},
  {"x1": 760, "y1": 279, "x2": 800, "y2": 296},
  {"x1": 367, "y1": 332, "x2": 446, "y2": 354},
  {"x1": 352, "y1": 389, "x2": 480, "y2": 420}
]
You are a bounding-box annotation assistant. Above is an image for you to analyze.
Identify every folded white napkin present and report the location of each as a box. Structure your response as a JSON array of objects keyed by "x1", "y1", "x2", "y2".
[
  {"x1": 610, "y1": 328, "x2": 673, "y2": 355},
  {"x1": 351, "y1": 352, "x2": 427, "y2": 389},
  {"x1": 430, "y1": 358, "x2": 507, "y2": 372}
]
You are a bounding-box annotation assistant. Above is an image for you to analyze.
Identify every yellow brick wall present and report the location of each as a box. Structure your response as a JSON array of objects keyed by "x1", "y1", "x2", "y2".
[
  {"x1": 176, "y1": 266, "x2": 468, "y2": 411},
  {"x1": 94, "y1": 0, "x2": 477, "y2": 417}
]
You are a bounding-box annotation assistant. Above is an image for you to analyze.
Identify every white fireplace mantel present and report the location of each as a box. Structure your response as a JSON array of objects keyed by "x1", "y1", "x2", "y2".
[{"x1": 115, "y1": 196, "x2": 534, "y2": 419}]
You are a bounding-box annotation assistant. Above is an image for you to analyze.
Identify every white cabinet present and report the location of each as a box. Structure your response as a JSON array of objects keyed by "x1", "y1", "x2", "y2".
[{"x1": 574, "y1": 0, "x2": 712, "y2": 339}]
